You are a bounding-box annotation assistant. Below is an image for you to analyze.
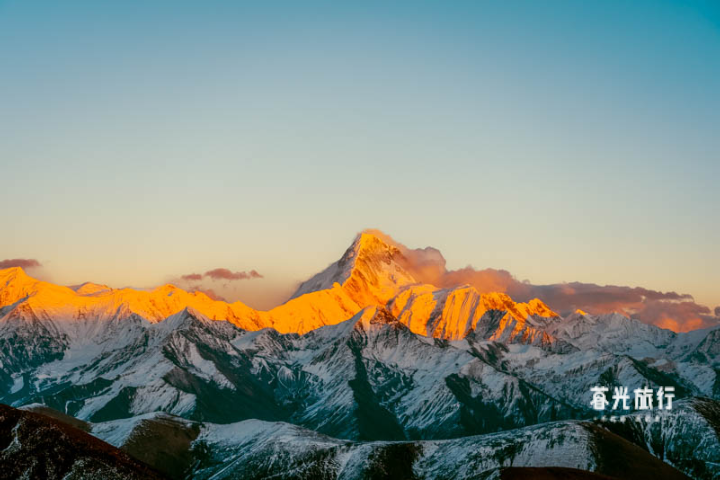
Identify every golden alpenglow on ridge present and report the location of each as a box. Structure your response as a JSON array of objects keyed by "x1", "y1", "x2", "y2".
[{"x1": 0, "y1": 232, "x2": 557, "y2": 341}]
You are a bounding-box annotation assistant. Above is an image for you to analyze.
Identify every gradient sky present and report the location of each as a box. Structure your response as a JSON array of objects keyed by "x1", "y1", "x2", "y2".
[{"x1": 1, "y1": 1, "x2": 718, "y2": 312}]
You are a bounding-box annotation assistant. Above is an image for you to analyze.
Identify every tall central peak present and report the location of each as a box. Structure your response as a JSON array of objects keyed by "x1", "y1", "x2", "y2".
[{"x1": 290, "y1": 231, "x2": 418, "y2": 305}]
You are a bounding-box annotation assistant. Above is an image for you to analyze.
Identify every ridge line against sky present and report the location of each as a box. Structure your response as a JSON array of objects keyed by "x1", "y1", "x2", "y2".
[{"x1": 1, "y1": 1, "x2": 718, "y2": 324}]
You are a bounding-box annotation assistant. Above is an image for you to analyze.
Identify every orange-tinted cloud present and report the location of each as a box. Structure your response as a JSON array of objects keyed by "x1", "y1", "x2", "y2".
[
  {"x1": 368, "y1": 229, "x2": 720, "y2": 333},
  {"x1": 203, "y1": 268, "x2": 263, "y2": 281},
  {"x1": 0, "y1": 258, "x2": 42, "y2": 269},
  {"x1": 181, "y1": 273, "x2": 203, "y2": 281},
  {"x1": 506, "y1": 282, "x2": 691, "y2": 313},
  {"x1": 179, "y1": 268, "x2": 263, "y2": 283}
]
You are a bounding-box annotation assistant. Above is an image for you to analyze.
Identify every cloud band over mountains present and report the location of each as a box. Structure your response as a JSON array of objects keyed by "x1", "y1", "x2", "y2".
[{"x1": 367, "y1": 230, "x2": 719, "y2": 333}]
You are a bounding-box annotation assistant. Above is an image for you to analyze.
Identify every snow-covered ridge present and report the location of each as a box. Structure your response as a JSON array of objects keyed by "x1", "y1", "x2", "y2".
[{"x1": 0, "y1": 231, "x2": 560, "y2": 341}]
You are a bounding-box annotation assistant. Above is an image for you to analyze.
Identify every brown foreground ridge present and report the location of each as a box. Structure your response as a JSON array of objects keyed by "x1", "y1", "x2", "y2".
[
  {"x1": 0, "y1": 403, "x2": 166, "y2": 480},
  {"x1": 499, "y1": 467, "x2": 618, "y2": 479}
]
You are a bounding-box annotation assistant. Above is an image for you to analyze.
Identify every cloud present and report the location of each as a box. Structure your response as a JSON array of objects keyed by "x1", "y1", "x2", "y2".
[
  {"x1": 203, "y1": 268, "x2": 263, "y2": 281},
  {"x1": 506, "y1": 282, "x2": 692, "y2": 314},
  {"x1": 0, "y1": 258, "x2": 42, "y2": 269},
  {"x1": 178, "y1": 268, "x2": 263, "y2": 283},
  {"x1": 367, "y1": 229, "x2": 719, "y2": 333},
  {"x1": 633, "y1": 300, "x2": 716, "y2": 333},
  {"x1": 181, "y1": 273, "x2": 203, "y2": 281}
]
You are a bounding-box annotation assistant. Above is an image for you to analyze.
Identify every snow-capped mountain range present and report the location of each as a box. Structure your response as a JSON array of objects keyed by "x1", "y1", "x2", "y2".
[{"x1": 1, "y1": 231, "x2": 718, "y2": 479}]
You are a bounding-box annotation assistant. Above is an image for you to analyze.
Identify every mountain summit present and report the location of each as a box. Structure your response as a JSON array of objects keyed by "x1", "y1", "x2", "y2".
[{"x1": 290, "y1": 231, "x2": 419, "y2": 305}]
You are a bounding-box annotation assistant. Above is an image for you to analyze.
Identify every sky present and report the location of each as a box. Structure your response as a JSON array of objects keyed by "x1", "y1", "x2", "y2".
[{"x1": 0, "y1": 1, "x2": 718, "y2": 328}]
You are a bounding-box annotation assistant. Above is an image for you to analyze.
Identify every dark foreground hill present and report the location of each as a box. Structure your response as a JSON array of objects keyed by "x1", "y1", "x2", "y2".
[{"x1": 0, "y1": 403, "x2": 165, "y2": 480}]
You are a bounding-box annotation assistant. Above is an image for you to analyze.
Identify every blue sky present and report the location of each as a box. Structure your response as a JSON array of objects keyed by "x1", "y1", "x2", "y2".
[{"x1": 1, "y1": 0, "x2": 718, "y2": 312}]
